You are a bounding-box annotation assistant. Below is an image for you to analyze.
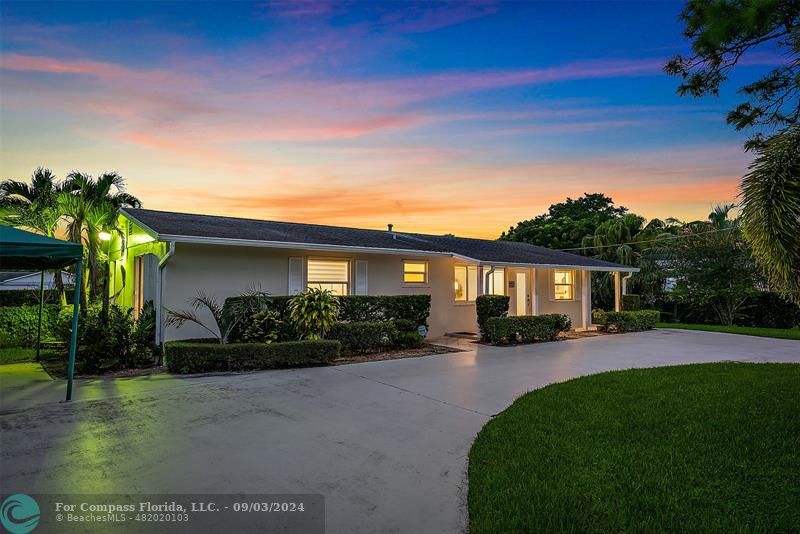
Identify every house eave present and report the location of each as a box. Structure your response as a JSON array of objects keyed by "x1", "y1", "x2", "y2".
[{"x1": 475, "y1": 260, "x2": 639, "y2": 272}]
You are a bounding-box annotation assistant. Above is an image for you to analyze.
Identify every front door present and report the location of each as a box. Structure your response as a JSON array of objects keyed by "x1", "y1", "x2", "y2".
[{"x1": 513, "y1": 271, "x2": 528, "y2": 316}]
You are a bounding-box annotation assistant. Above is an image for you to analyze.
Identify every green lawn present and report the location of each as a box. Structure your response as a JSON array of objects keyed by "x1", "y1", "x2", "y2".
[
  {"x1": 468, "y1": 363, "x2": 800, "y2": 533},
  {"x1": 657, "y1": 322, "x2": 800, "y2": 340},
  {"x1": 0, "y1": 347, "x2": 59, "y2": 365}
]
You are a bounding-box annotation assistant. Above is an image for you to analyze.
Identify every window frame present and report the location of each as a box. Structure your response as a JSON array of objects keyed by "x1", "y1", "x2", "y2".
[
  {"x1": 453, "y1": 264, "x2": 479, "y2": 303},
  {"x1": 553, "y1": 269, "x2": 576, "y2": 301},
  {"x1": 481, "y1": 267, "x2": 506, "y2": 296},
  {"x1": 306, "y1": 257, "x2": 351, "y2": 296},
  {"x1": 402, "y1": 260, "x2": 429, "y2": 287}
]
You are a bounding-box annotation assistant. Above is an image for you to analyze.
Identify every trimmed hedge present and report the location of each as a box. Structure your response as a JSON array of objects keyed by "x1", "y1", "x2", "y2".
[
  {"x1": 476, "y1": 295, "x2": 510, "y2": 341},
  {"x1": 165, "y1": 340, "x2": 341, "y2": 374},
  {"x1": 0, "y1": 304, "x2": 61, "y2": 348},
  {"x1": 597, "y1": 310, "x2": 660, "y2": 332},
  {"x1": 327, "y1": 321, "x2": 397, "y2": 355},
  {"x1": 621, "y1": 294, "x2": 641, "y2": 311},
  {"x1": 0, "y1": 289, "x2": 74, "y2": 307},
  {"x1": 224, "y1": 294, "x2": 431, "y2": 343},
  {"x1": 485, "y1": 314, "x2": 571, "y2": 345}
]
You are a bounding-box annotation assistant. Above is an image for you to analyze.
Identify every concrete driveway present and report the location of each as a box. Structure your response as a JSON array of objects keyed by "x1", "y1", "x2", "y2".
[{"x1": 1, "y1": 329, "x2": 798, "y2": 533}]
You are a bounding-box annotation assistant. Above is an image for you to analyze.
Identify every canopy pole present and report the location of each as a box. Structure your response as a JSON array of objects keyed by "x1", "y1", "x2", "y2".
[
  {"x1": 66, "y1": 258, "x2": 82, "y2": 402},
  {"x1": 36, "y1": 270, "x2": 45, "y2": 361}
]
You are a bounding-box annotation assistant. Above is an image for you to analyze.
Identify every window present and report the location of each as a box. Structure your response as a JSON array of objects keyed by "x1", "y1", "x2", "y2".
[
  {"x1": 482, "y1": 267, "x2": 505, "y2": 296},
  {"x1": 454, "y1": 265, "x2": 478, "y2": 301},
  {"x1": 554, "y1": 270, "x2": 574, "y2": 300},
  {"x1": 307, "y1": 259, "x2": 350, "y2": 295},
  {"x1": 403, "y1": 261, "x2": 428, "y2": 285}
]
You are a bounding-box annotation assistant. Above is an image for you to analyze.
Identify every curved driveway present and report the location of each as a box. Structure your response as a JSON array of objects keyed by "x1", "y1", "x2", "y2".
[{"x1": 1, "y1": 329, "x2": 798, "y2": 533}]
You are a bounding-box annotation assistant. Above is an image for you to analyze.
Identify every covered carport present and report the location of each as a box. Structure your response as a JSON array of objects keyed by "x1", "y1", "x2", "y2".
[{"x1": 0, "y1": 226, "x2": 83, "y2": 400}]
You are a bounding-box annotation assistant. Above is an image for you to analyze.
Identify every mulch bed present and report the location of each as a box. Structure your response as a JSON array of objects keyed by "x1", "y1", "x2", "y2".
[{"x1": 333, "y1": 343, "x2": 464, "y2": 364}]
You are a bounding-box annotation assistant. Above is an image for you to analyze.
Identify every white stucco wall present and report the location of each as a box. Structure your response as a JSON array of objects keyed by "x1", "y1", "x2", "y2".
[{"x1": 161, "y1": 243, "x2": 479, "y2": 341}]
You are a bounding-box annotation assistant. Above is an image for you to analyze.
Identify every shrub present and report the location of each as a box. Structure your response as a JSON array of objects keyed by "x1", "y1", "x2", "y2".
[
  {"x1": 337, "y1": 295, "x2": 431, "y2": 326},
  {"x1": 164, "y1": 340, "x2": 341, "y2": 374},
  {"x1": 224, "y1": 294, "x2": 431, "y2": 342},
  {"x1": 327, "y1": 321, "x2": 397, "y2": 354},
  {"x1": 599, "y1": 310, "x2": 660, "y2": 333},
  {"x1": 391, "y1": 318, "x2": 417, "y2": 334},
  {"x1": 621, "y1": 294, "x2": 641, "y2": 311},
  {"x1": 392, "y1": 331, "x2": 424, "y2": 349},
  {"x1": 289, "y1": 288, "x2": 340, "y2": 340},
  {"x1": 0, "y1": 289, "x2": 74, "y2": 307},
  {"x1": 738, "y1": 292, "x2": 800, "y2": 328},
  {"x1": 0, "y1": 304, "x2": 61, "y2": 347},
  {"x1": 485, "y1": 314, "x2": 571, "y2": 345},
  {"x1": 476, "y1": 295, "x2": 510, "y2": 341},
  {"x1": 243, "y1": 310, "x2": 282, "y2": 343},
  {"x1": 55, "y1": 305, "x2": 156, "y2": 373}
]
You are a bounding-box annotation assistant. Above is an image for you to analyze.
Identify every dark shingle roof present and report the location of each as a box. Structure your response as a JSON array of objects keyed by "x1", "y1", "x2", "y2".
[{"x1": 123, "y1": 208, "x2": 631, "y2": 270}]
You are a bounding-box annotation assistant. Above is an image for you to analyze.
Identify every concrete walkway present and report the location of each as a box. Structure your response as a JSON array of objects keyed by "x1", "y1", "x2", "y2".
[{"x1": 1, "y1": 329, "x2": 798, "y2": 533}]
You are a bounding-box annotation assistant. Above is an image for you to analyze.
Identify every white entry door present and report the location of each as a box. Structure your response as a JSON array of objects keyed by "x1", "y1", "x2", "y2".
[{"x1": 515, "y1": 271, "x2": 528, "y2": 316}]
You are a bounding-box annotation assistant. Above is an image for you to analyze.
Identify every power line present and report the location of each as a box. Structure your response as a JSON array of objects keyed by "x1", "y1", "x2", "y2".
[{"x1": 557, "y1": 226, "x2": 735, "y2": 252}]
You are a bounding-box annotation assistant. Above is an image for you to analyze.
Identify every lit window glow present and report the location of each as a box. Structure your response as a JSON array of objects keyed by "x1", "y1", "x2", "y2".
[
  {"x1": 403, "y1": 261, "x2": 428, "y2": 284},
  {"x1": 481, "y1": 267, "x2": 505, "y2": 296},
  {"x1": 554, "y1": 270, "x2": 574, "y2": 300},
  {"x1": 307, "y1": 259, "x2": 350, "y2": 295},
  {"x1": 454, "y1": 265, "x2": 478, "y2": 301}
]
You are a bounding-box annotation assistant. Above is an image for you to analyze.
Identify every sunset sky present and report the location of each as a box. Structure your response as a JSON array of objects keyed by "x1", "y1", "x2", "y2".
[{"x1": 0, "y1": 1, "x2": 775, "y2": 238}]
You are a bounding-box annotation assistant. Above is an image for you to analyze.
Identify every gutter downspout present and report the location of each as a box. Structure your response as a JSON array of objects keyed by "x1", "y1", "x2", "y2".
[
  {"x1": 484, "y1": 266, "x2": 494, "y2": 295},
  {"x1": 156, "y1": 242, "x2": 176, "y2": 355},
  {"x1": 622, "y1": 272, "x2": 633, "y2": 295}
]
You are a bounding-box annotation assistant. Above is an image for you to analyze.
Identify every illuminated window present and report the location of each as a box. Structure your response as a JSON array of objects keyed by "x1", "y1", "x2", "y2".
[
  {"x1": 454, "y1": 265, "x2": 478, "y2": 301},
  {"x1": 554, "y1": 270, "x2": 574, "y2": 300},
  {"x1": 403, "y1": 261, "x2": 428, "y2": 285},
  {"x1": 307, "y1": 259, "x2": 350, "y2": 295},
  {"x1": 481, "y1": 267, "x2": 505, "y2": 296}
]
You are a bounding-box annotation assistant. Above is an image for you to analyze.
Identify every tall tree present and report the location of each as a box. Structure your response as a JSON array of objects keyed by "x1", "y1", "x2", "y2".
[
  {"x1": 664, "y1": 0, "x2": 800, "y2": 150},
  {"x1": 740, "y1": 125, "x2": 800, "y2": 303},
  {"x1": 501, "y1": 193, "x2": 628, "y2": 250},
  {"x1": 0, "y1": 168, "x2": 69, "y2": 304},
  {"x1": 60, "y1": 171, "x2": 141, "y2": 309}
]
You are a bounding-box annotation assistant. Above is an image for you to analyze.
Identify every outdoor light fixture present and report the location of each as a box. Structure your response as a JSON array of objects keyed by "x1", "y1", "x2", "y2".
[{"x1": 99, "y1": 231, "x2": 112, "y2": 241}]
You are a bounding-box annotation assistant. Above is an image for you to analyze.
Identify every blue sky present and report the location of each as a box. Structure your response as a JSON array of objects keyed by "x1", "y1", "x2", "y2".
[{"x1": 0, "y1": 1, "x2": 772, "y2": 236}]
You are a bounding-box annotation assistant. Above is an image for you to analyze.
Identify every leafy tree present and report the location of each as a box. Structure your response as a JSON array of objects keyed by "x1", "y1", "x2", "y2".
[
  {"x1": 664, "y1": 0, "x2": 800, "y2": 150},
  {"x1": 668, "y1": 205, "x2": 760, "y2": 325},
  {"x1": 740, "y1": 125, "x2": 800, "y2": 303},
  {"x1": 501, "y1": 193, "x2": 628, "y2": 250}
]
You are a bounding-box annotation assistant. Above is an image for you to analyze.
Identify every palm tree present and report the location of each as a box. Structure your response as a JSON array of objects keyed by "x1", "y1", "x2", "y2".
[
  {"x1": 740, "y1": 126, "x2": 800, "y2": 305},
  {"x1": 60, "y1": 171, "x2": 141, "y2": 310},
  {"x1": 0, "y1": 168, "x2": 69, "y2": 304}
]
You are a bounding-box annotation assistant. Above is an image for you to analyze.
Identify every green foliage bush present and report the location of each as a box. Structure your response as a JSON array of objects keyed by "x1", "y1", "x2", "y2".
[
  {"x1": 243, "y1": 310, "x2": 282, "y2": 343},
  {"x1": 0, "y1": 304, "x2": 61, "y2": 347},
  {"x1": 0, "y1": 289, "x2": 74, "y2": 307},
  {"x1": 289, "y1": 288, "x2": 340, "y2": 340},
  {"x1": 598, "y1": 310, "x2": 660, "y2": 333},
  {"x1": 476, "y1": 295, "x2": 510, "y2": 341},
  {"x1": 485, "y1": 314, "x2": 571, "y2": 345},
  {"x1": 621, "y1": 294, "x2": 641, "y2": 311},
  {"x1": 56, "y1": 304, "x2": 157, "y2": 373},
  {"x1": 391, "y1": 318, "x2": 417, "y2": 334},
  {"x1": 336, "y1": 295, "x2": 431, "y2": 326},
  {"x1": 327, "y1": 321, "x2": 397, "y2": 354},
  {"x1": 392, "y1": 331, "x2": 424, "y2": 349},
  {"x1": 224, "y1": 294, "x2": 431, "y2": 343},
  {"x1": 164, "y1": 340, "x2": 341, "y2": 374},
  {"x1": 739, "y1": 292, "x2": 800, "y2": 328}
]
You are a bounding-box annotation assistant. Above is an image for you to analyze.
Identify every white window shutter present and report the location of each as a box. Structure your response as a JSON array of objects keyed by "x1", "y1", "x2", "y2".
[
  {"x1": 288, "y1": 257, "x2": 304, "y2": 295},
  {"x1": 354, "y1": 260, "x2": 368, "y2": 295}
]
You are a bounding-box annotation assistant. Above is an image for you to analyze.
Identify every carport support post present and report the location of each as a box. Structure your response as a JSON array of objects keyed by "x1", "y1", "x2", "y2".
[
  {"x1": 613, "y1": 272, "x2": 621, "y2": 312},
  {"x1": 66, "y1": 258, "x2": 82, "y2": 402},
  {"x1": 35, "y1": 270, "x2": 45, "y2": 360}
]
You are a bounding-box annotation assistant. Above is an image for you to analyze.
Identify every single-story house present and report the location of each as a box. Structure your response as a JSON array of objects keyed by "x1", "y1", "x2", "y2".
[
  {"x1": 0, "y1": 270, "x2": 75, "y2": 290},
  {"x1": 110, "y1": 208, "x2": 638, "y2": 342}
]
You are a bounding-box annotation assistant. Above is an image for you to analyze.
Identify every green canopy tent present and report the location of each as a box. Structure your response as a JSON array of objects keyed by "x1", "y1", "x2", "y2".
[{"x1": 0, "y1": 226, "x2": 83, "y2": 401}]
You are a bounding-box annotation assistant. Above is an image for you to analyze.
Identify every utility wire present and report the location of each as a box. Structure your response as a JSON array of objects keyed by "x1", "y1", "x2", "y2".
[{"x1": 557, "y1": 226, "x2": 735, "y2": 252}]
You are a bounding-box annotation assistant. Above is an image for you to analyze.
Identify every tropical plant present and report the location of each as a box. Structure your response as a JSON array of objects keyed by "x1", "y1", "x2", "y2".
[
  {"x1": 0, "y1": 168, "x2": 70, "y2": 304},
  {"x1": 243, "y1": 310, "x2": 282, "y2": 344},
  {"x1": 165, "y1": 288, "x2": 272, "y2": 344},
  {"x1": 289, "y1": 288, "x2": 339, "y2": 340},
  {"x1": 60, "y1": 171, "x2": 141, "y2": 309},
  {"x1": 740, "y1": 125, "x2": 800, "y2": 305}
]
